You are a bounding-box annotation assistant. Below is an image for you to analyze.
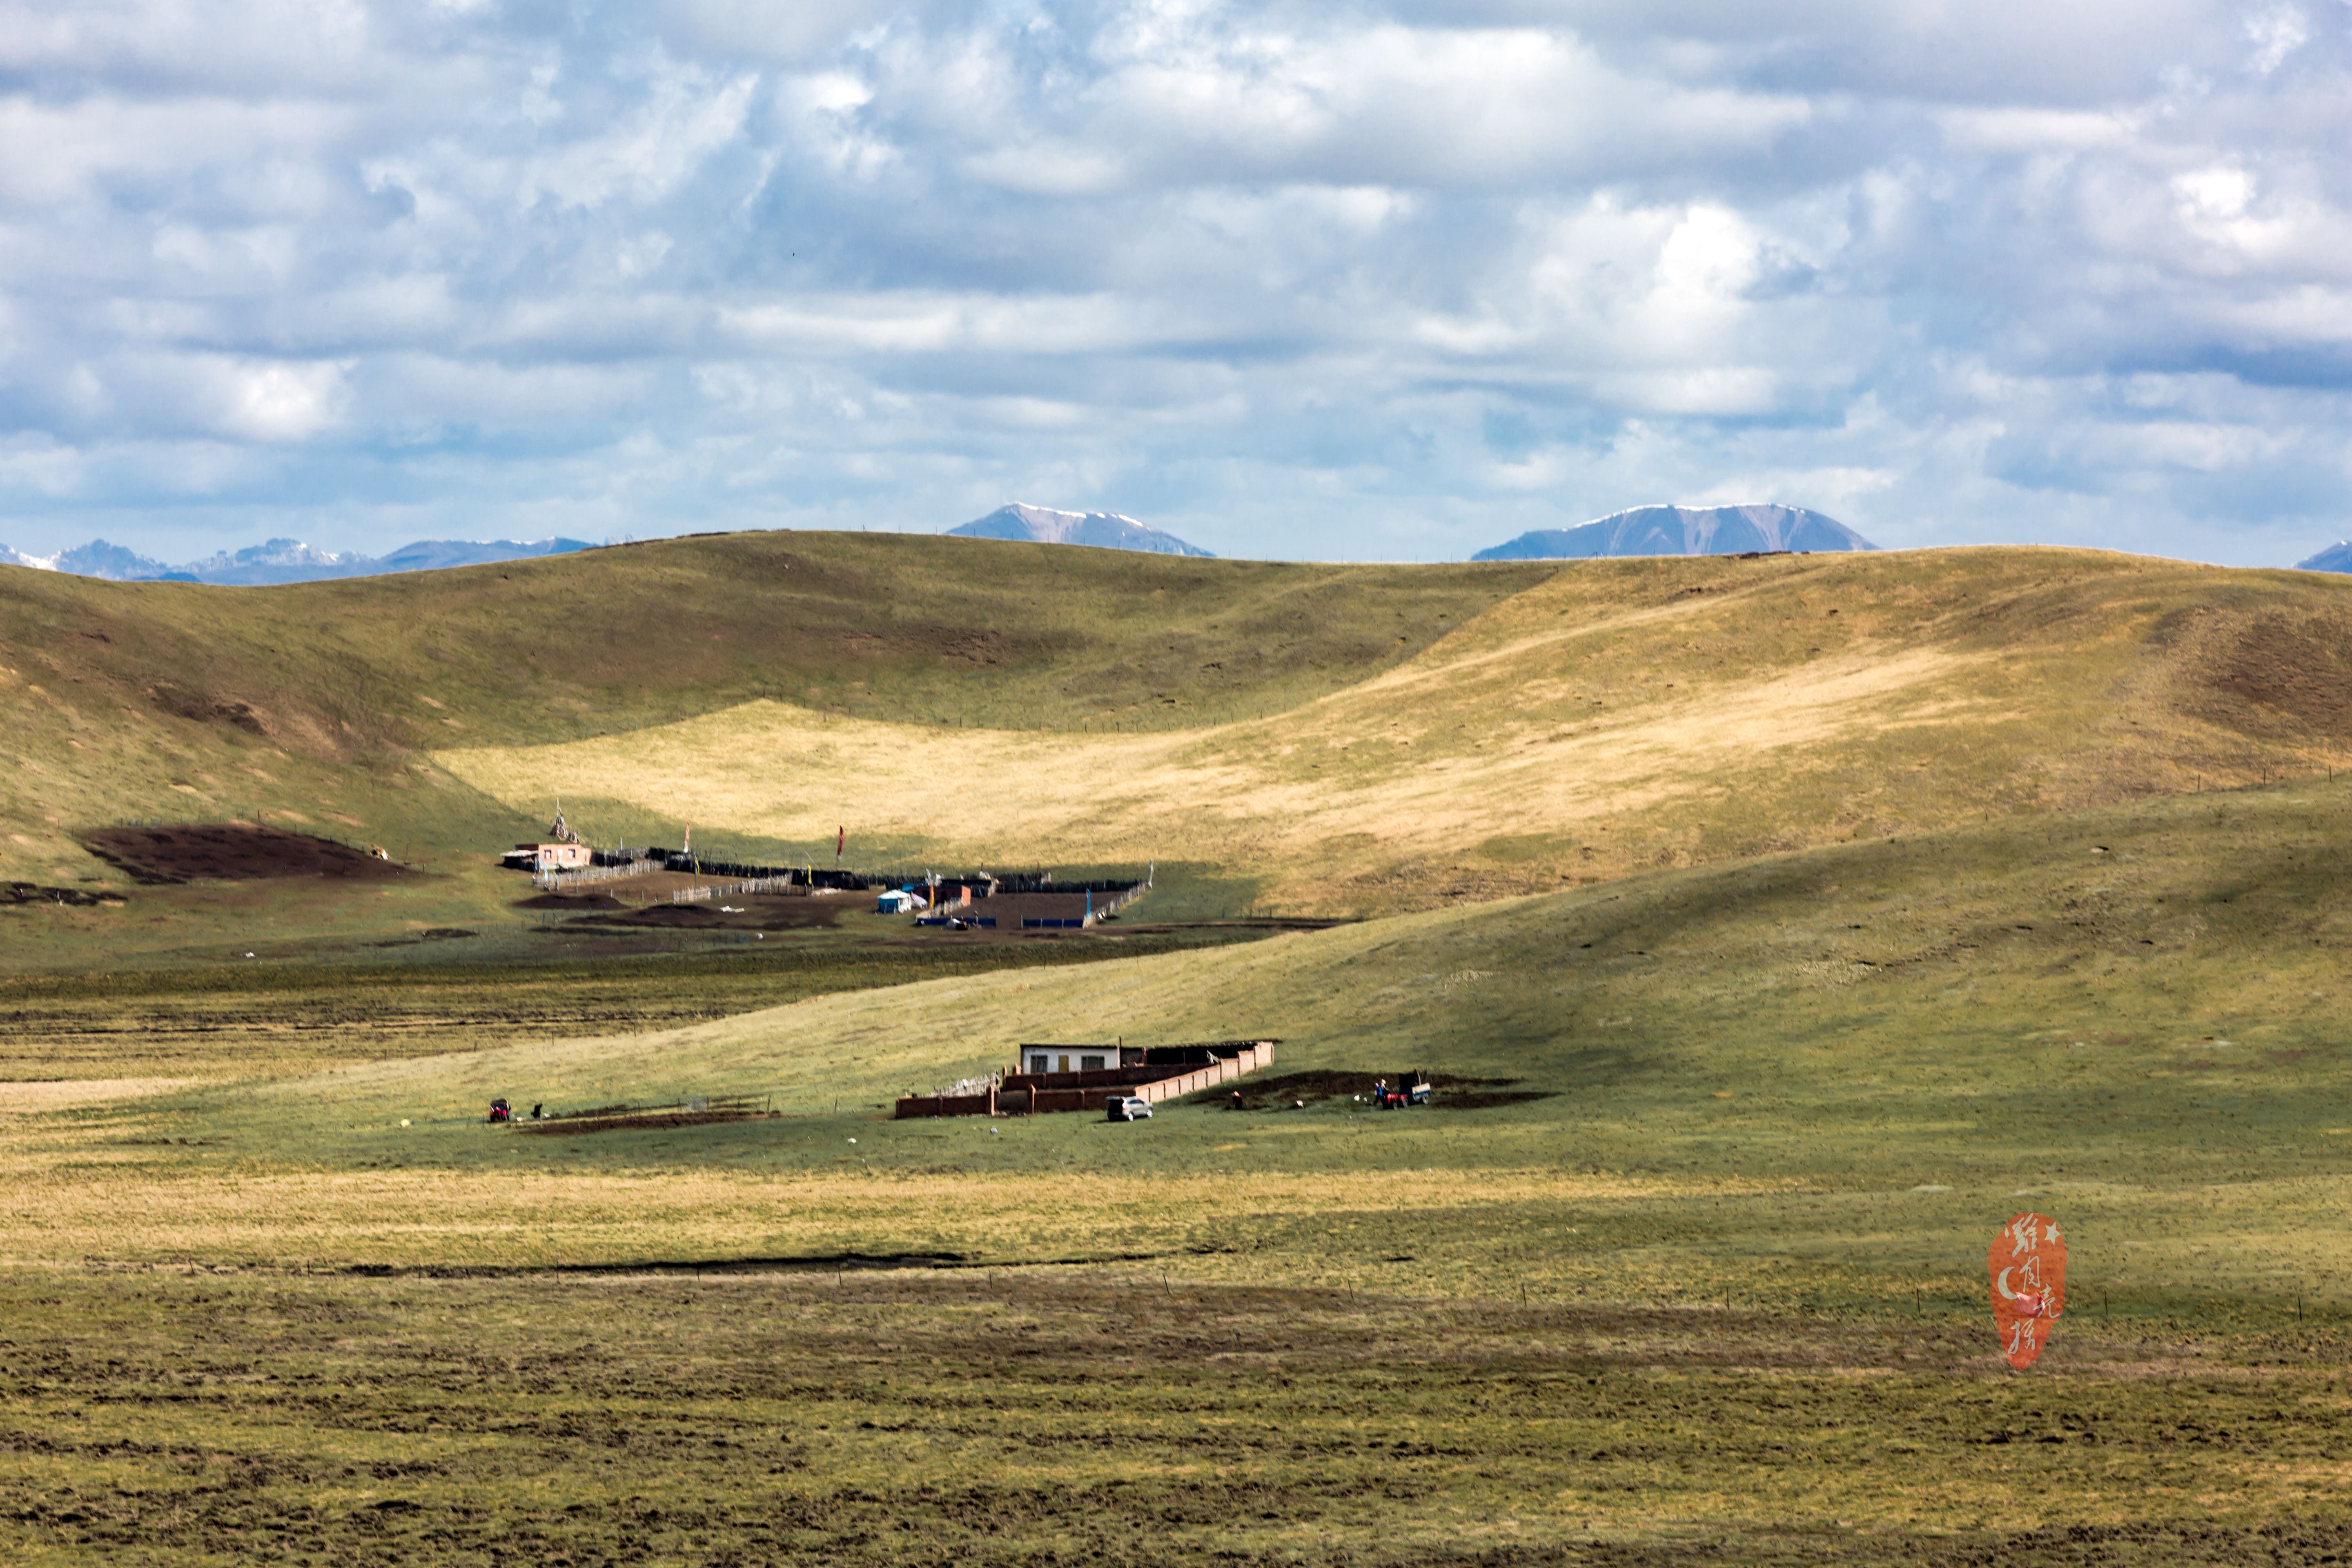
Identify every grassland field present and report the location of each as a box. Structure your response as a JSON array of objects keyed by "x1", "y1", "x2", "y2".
[{"x1": 7, "y1": 537, "x2": 2352, "y2": 1564}]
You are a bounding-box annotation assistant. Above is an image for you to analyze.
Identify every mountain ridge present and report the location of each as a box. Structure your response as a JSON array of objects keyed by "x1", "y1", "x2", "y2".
[
  {"x1": 948, "y1": 503, "x2": 1212, "y2": 557},
  {"x1": 0, "y1": 535, "x2": 595, "y2": 585},
  {"x1": 1474, "y1": 503, "x2": 1876, "y2": 561}
]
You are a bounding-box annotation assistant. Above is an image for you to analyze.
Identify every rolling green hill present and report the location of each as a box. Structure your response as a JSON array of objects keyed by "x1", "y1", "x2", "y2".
[
  {"x1": 437, "y1": 544, "x2": 2352, "y2": 912},
  {"x1": 11, "y1": 533, "x2": 2350, "y2": 914},
  {"x1": 0, "y1": 536, "x2": 1539, "y2": 886}
]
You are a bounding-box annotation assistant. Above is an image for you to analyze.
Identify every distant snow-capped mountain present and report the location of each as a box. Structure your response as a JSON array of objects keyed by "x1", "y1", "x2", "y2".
[
  {"x1": 0, "y1": 535, "x2": 594, "y2": 585},
  {"x1": 56, "y1": 540, "x2": 192, "y2": 579},
  {"x1": 1473, "y1": 504, "x2": 1877, "y2": 561},
  {"x1": 949, "y1": 503, "x2": 1212, "y2": 557},
  {"x1": 176, "y1": 538, "x2": 367, "y2": 586},
  {"x1": 2296, "y1": 542, "x2": 2352, "y2": 574}
]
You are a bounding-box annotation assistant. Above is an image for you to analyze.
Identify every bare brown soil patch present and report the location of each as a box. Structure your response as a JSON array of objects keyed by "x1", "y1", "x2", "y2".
[
  {"x1": 2163, "y1": 604, "x2": 2352, "y2": 743},
  {"x1": 77, "y1": 824, "x2": 412, "y2": 885},
  {"x1": 566, "y1": 891, "x2": 846, "y2": 929},
  {"x1": 516, "y1": 1109, "x2": 775, "y2": 1136},
  {"x1": 513, "y1": 889, "x2": 625, "y2": 910},
  {"x1": 1227, "y1": 1069, "x2": 1545, "y2": 1110}
]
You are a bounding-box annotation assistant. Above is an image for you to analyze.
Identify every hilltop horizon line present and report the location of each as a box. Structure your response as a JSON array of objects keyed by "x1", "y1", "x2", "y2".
[{"x1": 9, "y1": 506, "x2": 2352, "y2": 581}]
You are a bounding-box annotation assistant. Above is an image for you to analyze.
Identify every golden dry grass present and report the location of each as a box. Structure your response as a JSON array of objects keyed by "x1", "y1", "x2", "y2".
[
  {"x1": 0, "y1": 1078, "x2": 197, "y2": 1114},
  {"x1": 0, "y1": 535, "x2": 1539, "y2": 884},
  {"x1": 13, "y1": 537, "x2": 2352, "y2": 909},
  {"x1": 431, "y1": 644, "x2": 1984, "y2": 887},
  {"x1": 433, "y1": 547, "x2": 2352, "y2": 913},
  {"x1": 0, "y1": 1149, "x2": 1714, "y2": 1271}
]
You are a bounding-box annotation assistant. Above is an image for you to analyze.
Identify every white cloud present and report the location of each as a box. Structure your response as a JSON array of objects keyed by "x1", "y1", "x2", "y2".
[
  {"x1": 0, "y1": 0, "x2": 2344, "y2": 568},
  {"x1": 1489, "y1": 448, "x2": 1572, "y2": 490},
  {"x1": 658, "y1": 0, "x2": 911, "y2": 65},
  {"x1": 1595, "y1": 366, "x2": 1781, "y2": 416},
  {"x1": 775, "y1": 67, "x2": 902, "y2": 180},
  {"x1": 1687, "y1": 466, "x2": 1896, "y2": 514},
  {"x1": 0, "y1": 433, "x2": 87, "y2": 498},
  {"x1": 2244, "y1": 4, "x2": 2309, "y2": 72},
  {"x1": 967, "y1": 21, "x2": 1814, "y2": 192},
  {"x1": 718, "y1": 291, "x2": 1174, "y2": 355},
  {"x1": 1936, "y1": 107, "x2": 2143, "y2": 154},
  {"x1": 523, "y1": 56, "x2": 759, "y2": 210},
  {"x1": 0, "y1": 94, "x2": 356, "y2": 210},
  {"x1": 203, "y1": 358, "x2": 352, "y2": 441}
]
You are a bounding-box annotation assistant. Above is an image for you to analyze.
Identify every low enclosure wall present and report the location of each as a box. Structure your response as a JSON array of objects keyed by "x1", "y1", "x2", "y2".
[
  {"x1": 895, "y1": 1040, "x2": 1276, "y2": 1119},
  {"x1": 527, "y1": 854, "x2": 1152, "y2": 922},
  {"x1": 891, "y1": 1089, "x2": 1000, "y2": 1118}
]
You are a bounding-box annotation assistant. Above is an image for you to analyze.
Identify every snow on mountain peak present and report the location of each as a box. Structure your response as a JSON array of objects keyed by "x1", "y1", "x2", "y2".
[{"x1": 948, "y1": 504, "x2": 1212, "y2": 557}]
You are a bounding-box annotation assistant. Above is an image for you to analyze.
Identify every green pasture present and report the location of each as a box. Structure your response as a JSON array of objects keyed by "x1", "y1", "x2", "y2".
[
  {"x1": 10, "y1": 774, "x2": 2351, "y2": 1319},
  {"x1": 10, "y1": 1267, "x2": 2352, "y2": 1568},
  {"x1": 9, "y1": 780, "x2": 2352, "y2": 1560},
  {"x1": 0, "y1": 914, "x2": 1267, "y2": 1081}
]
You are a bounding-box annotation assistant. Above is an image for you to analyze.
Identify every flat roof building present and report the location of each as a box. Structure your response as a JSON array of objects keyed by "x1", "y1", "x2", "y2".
[{"x1": 500, "y1": 842, "x2": 593, "y2": 872}]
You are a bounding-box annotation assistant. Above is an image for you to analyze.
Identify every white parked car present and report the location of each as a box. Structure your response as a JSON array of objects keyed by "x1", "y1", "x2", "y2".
[{"x1": 1106, "y1": 1095, "x2": 1153, "y2": 1122}]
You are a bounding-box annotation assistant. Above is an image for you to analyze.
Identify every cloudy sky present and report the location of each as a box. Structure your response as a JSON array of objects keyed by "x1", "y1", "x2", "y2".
[{"x1": 1, "y1": 0, "x2": 2347, "y2": 565}]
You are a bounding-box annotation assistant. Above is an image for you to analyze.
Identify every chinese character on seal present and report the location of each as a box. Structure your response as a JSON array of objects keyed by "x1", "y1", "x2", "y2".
[{"x1": 1989, "y1": 1212, "x2": 2067, "y2": 1370}]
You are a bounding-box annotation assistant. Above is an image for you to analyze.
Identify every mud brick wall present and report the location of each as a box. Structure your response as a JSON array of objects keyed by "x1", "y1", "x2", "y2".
[{"x1": 892, "y1": 1089, "x2": 996, "y2": 1120}]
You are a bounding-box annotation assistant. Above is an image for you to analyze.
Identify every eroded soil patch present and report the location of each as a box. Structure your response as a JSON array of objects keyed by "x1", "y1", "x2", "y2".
[
  {"x1": 78, "y1": 824, "x2": 412, "y2": 884},
  {"x1": 1229, "y1": 1069, "x2": 1550, "y2": 1110},
  {"x1": 568, "y1": 892, "x2": 847, "y2": 929},
  {"x1": 518, "y1": 1109, "x2": 775, "y2": 1136}
]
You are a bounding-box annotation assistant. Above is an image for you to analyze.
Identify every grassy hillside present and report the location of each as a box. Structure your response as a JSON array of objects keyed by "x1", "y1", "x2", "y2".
[
  {"x1": 9, "y1": 536, "x2": 2352, "y2": 907},
  {"x1": 436, "y1": 545, "x2": 2352, "y2": 912},
  {"x1": 0, "y1": 536, "x2": 1539, "y2": 884}
]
